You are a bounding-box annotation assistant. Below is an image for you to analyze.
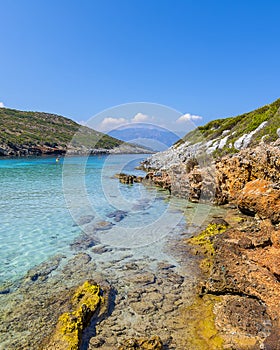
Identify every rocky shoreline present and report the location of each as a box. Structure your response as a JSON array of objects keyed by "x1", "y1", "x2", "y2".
[
  {"x1": 2, "y1": 143, "x2": 280, "y2": 349},
  {"x1": 0, "y1": 143, "x2": 151, "y2": 157},
  {"x1": 128, "y1": 142, "x2": 280, "y2": 349}
]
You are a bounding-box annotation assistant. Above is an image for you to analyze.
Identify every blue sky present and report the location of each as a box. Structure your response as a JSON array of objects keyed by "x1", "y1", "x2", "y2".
[{"x1": 0, "y1": 0, "x2": 279, "y2": 129}]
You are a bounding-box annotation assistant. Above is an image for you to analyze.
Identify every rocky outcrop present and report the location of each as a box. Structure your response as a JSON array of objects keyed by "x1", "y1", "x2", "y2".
[
  {"x1": 141, "y1": 144, "x2": 280, "y2": 207},
  {"x1": 0, "y1": 143, "x2": 150, "y2": 157},
  {"x1": 46, "y1": 281, "x2": 103, "y2": 350},
  {"x1": 115, "y1": 173, "x2": 144, "y2": 184},
  {"x1": 140, "y1": 140, "x2": 280, "y2": 348},
  {"x1": 237, "y1": 179, "x2": 280, "y2": 223},
  {"x1": 208, "y1": 220, "x2": 280, "y2": 348},
  {"x1": 187, "y1": 209, "x2": 280, "y2": 348},
  {"x1": 215, "y1": 144, "x2": 280, "y2": 204}
]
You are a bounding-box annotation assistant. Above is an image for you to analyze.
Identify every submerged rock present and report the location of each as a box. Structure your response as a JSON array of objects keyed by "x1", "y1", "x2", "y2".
[
  {"x1": 118, "y1": 335, "x2": 163, "y2": 350},
  {"x1": 126, "y1": 272, "x2": 156, "y2": 286},
  {"x1": 94, "y1": 221, "x2": 114, "y2": 231},
  {"x1": 0, "y1": 287, "x2": 10, "y2": 295},
  {"x1": 73, "y1": 215, "x2": 95, "y2": 226},
  {"x1": 70, "y1": 233, "x2": 99, "y2": 251},
  {"x1": 107, "y1": 210, "x2": 128, "y2": 222},
  {"x1": 91, "y1": 244, "x2": 113, "y2": 254},
  {"x1": 25, "y1": 254, "x2": 64, "y2": 282}
]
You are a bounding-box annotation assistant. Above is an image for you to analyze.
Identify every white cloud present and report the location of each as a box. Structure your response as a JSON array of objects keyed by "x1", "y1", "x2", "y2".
[
  {"x1": 96, "y1": 112, "x2": 155, "y2": 132},
  {"x1": 176, "y1": 113, "x2": 203, "y2": 123},
  {"x1": 0, "y1": 102, "x2": 4, "y2": 108},
  {"x1": 99, "y1": 117, "x2": 127, "y2": 131},
  {"x1": 131, "y1": 112, "x2": 149, "y2": 123}
]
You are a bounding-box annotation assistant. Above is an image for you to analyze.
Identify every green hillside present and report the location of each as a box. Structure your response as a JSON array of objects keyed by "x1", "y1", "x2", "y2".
[
  {"x1": 176, "y1": 98, "x2": 280, "y2": 156},
  {"x1": 0, "y1": 108, "x2": 123, "y2": 156}
]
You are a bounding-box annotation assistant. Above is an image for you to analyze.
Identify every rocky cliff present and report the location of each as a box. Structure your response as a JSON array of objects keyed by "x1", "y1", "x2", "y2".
[
  {"x1": 142, "y1": 98, "x2": 280, "y2": 204},
  {"x1": 145, "y1": 98, "x2": 280, "y2": 170}
]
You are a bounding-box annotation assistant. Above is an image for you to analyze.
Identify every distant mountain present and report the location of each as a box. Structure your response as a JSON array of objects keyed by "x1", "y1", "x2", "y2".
[
  {"x1": 108, "y1": 125, "x2": 180, "y2": 151},
  {"x1": 0, "y1": 108, "x2": 149, "y2": 156}
]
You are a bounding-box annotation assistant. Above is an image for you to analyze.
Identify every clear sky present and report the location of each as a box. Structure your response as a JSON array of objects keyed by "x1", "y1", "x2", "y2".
[{"x1": 0, "y1": 0, "x2": 279, "y2": 128}]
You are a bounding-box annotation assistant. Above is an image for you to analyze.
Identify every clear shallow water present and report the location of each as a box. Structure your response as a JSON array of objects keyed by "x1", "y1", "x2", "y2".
[
  {"x1": 0, "y1": 154, "x2": 186, "y2": 284},
  {"x1": 0, "y1": 154, "x2": 231, "y2": 350}
]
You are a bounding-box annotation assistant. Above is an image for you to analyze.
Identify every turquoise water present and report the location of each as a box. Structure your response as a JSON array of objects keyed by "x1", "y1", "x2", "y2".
[
  {"x1": 0, "y1": 154, "x2": 183, "y2": 284},
  {"x1": 0, "y1": 154, "x2": 230, "y2": 350}
]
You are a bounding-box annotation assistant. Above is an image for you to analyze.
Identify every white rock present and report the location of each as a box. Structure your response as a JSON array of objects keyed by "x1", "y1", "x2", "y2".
[
  {"x1": 219, "y1": 135, "x2": 229, "y2": 149},
  {"x1": 206, "y1": 140, "x2": 214, "y2": 148},
  {"x1": 234, "y1": 134, "x2": 248, "y2": 150},
  {"x1": 206, "y1": 140, "x2": 219, "y2": 154},
  {"x1": 234, "y1": 121, "x2": 268, "y2": 150}
]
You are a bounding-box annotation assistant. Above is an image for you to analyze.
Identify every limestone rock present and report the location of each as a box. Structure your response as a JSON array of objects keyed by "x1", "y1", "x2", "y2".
[
  {"x1": 143, "y1": 144, "x2": 280, "y2": 206},
  {"x1": 237, "y1": 179, "x2": 280, "y2": 223}
]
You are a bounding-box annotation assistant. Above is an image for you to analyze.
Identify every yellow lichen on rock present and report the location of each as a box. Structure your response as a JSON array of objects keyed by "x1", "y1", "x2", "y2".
[
  {"x1": 188, "y1": 223, "x2": 227, "y2": 273},
  {"x1": 189, "y1": 223, "x2": 227, "y2": 249},
  {"x1": 182, "y1": 224, "x2": 227, "y2": 349},
  {"x1": 72, "y1": 280, "x2": 101, "y2": 307},
  {"x1": 46, "y1": 280, "x2": 102, "y2": 350},
  {"x1": 57, "y1": 312, "x2": 82, "y2": 349},
  {"x1": 183, "y1": 295, "x2": 224, "y2": 350}
]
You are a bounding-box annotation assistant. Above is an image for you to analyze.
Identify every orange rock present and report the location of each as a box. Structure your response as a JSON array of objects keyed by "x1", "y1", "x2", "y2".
[
  {"x1": 215, "y1": 145, "x2": 280, "y2": 204},
  {"x1": 237, "y1": 179, "x2": 280, "y2": 223},
  {"x1": 271, "y1": 230, "x2": 280, "y2": 248}
]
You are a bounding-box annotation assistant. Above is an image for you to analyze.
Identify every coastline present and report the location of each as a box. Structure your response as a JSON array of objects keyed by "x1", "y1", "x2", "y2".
[
  {"x1": 1, "y1": 155, "x2": 224, "y2": 350},
  {"x1": 0, "y1": 142, "x2": 153, "y2": 158},
  {"x1": 135, "y1": 143, "x2": 280, "y2": 349},
  {"x1": 0, "y1": 148, "x2": 153, "y2": 158},
  {"x1": 1, "y1": 145, "x2": 280, "y2": 349}
]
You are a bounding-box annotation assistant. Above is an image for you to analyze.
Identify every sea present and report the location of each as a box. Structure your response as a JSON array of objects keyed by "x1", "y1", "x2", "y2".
[
  {"x1": 0, "y1": 153, "x2": 219, "y2": 286},
  {"x1": 0, "y1": 154, "x2": 170, "y2": 284},
  {"x1": 0, "y1": 153, "x2": 231, "y2": 349}
]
